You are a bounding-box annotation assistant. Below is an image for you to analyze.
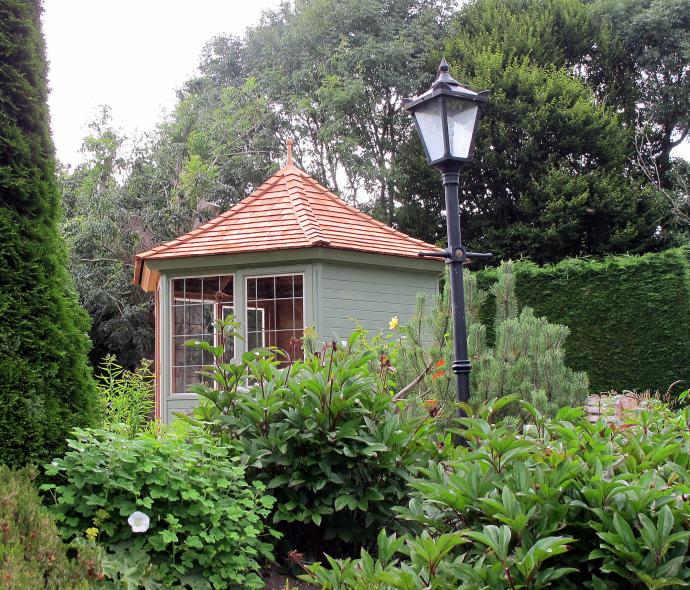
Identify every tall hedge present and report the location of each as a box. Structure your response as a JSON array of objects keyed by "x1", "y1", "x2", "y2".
[
  {"x1": 0, "y1": 0, "x2": 97, "y2": 467},
  {"x1": 478, "y1": 248, "x2": 690, "y2": 393}
]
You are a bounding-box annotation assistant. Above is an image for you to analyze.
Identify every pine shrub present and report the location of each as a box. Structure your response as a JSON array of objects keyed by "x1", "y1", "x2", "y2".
[
  {"x1": 0, "y1": 0, "x2": 98, "y2": 467},
  {"x1": 0, "y1": 464, "x2": 92, "y2": 589},
  {"x1": 395, "y1": 262, "x2": 588, "y2": 417}
]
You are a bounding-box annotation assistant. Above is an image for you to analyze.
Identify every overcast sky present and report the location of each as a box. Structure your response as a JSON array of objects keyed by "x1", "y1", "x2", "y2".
[
  {"x1": 43, "y1": 0, "x2": 282, "y2": 166},
  {"x1": 43, "y1": 0, "x2": 689, "y2": 167}
]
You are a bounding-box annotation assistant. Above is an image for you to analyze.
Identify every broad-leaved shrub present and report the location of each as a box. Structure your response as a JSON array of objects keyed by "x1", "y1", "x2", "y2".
[
  {"x1": 185, "y1": 323, "x2": 440, "y2": 558},
  {"x1": 42, "y1": 426, "x2": 277, "y2": 589},
  {"x1": 304, "y1": 399, "x2": 690, "y2": 589}
]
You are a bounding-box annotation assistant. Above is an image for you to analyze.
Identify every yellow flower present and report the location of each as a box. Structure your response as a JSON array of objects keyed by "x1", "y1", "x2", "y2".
[
  {"x1": 389, "y1": 316, "x2": 400, "y2": 330},
  {"x1": 85, "y1": 527, "x2": 99, "y2": 542}
]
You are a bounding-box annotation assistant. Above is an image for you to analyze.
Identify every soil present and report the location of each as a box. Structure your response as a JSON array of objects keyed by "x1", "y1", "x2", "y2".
[{"x1": 261, "y1": 565, "x2": 318, "y2": 590}]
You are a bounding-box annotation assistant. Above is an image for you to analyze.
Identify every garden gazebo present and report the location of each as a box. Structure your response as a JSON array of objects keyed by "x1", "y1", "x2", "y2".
[{"x1": 134, "y1": 144, "x2": 443, "y2": 422}]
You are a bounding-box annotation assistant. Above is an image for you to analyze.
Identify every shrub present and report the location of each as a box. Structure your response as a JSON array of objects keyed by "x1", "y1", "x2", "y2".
[
  {"x1": 42, "y1": 426, "x2": 277, "y2": 589},
  {"x1": 396, "y1": 262, "x2": 588, "y2": 418},
  {"x1": 0, "y1": 464, "x2": 93, "y2": 589},
  {"x1": 97, "y1": 355, "x2": 154, "y2": 435},
  {"x1": 304, "y1": 399, "x2": 690, "y2": 589},
  {"x1": 184, "y1": 321, "x2": 439, "y2": 558}
]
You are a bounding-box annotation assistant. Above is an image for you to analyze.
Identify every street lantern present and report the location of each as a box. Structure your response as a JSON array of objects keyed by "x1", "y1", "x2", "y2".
[
  {"x1": 403, "y1": 58, "x2": 491, "y2": 415},
  {"x1": 403, "y1": 58, "x2": 488, "y2": 166}
]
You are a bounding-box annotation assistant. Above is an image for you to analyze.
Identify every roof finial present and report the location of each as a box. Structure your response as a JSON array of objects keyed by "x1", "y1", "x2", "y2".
[{"x1": 287, "y1": 138, "x2": 294, "y2": 167}]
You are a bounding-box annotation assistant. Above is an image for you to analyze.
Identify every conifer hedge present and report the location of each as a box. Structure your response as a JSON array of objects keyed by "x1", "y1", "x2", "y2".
[
  {"x1": 0, "y1": 0, "x2": 97, "y2": 467},
  {"x1": 477, "y1": 248, "x2": 690, "y2": 393}
]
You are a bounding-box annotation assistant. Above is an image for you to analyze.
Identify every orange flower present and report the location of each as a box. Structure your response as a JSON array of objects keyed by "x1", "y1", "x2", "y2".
[
  {"x1": 432, "y1": 369, "x2": 446, "y2": 380},
  {"x1": 435, "y1": 359, "x2": 445, "y2": 367}
]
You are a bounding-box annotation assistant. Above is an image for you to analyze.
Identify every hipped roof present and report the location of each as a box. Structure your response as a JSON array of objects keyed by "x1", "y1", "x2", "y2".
[{"x1": 134, "y1": 162, "x2": 442, "y2": 287}]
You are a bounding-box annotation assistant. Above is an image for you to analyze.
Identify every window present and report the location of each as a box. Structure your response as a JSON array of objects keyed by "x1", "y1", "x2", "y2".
[
  {"x1": 171, "y1": 275, "x2": 233, "y2": 395},
  {"x1": 246, "y1": 274, "x2": 304, "y2": 361}
]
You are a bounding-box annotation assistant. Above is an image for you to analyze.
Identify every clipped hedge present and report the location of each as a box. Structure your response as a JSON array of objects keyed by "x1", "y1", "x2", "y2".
[{"x1": 477, "y1": 248, "x2": 690, "y2": 393}]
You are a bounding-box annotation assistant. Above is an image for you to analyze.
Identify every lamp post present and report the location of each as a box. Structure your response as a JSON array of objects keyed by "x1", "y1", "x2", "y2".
[{"x1": 403, "y1": 58, "x2": 490, "y2": 413}]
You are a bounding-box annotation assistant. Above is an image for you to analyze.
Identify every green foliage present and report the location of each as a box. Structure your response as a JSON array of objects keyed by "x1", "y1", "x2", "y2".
[
  {"x1": 396, "y1": 263, "x2": 588, "y2": 417},
  {"x1": 59, "y1": 0, "x2": 690, "y2": 367},
  {"x1": 303, "y1": 400, "x2": 690, "y2": 589},
  {"x1": 398, "y1": 36, "x2": 665, "y2": 259},
  {"x1": 477, "y1": 248, "x2": 690, "y2": 393},
  {"x1": 97, "y1": 355, "x2": 154, "y2": 436},
  {"x1": 588, "y1": 0, "x2": 690, "y2": 182},
  {"x1": 59, "y1": 79, "x2": 279, "y2": 368},
  {"x1": 183, "y1": 318, "x2": 439, "y2": 557},
  {"x1": 244, "y1": 0, "x2": 451, "y2": 222},
  {"x1": 42, "y1": 426, "x2": 277, "y2": 589},
  {"x1": 0, "y1": 464, "x2": 93, "y2": 589},
  {"x1": 0, "y1": 0, "x2": 98, "y2": 467}
]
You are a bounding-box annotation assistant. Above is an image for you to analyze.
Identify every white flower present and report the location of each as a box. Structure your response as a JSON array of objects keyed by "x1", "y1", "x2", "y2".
[{"x1": 127, "y1": 511, "x2": 150, "y2": 533}]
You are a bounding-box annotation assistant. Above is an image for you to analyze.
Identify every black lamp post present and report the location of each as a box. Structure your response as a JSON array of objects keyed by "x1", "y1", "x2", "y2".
[{"x1": 403, "y1": 58, "x2": 490, "y2": 412}]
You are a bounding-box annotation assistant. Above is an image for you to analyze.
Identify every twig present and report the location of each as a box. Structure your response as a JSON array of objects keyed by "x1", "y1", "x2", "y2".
[{"x1": 392, "y1": 359, "x2": 435, "y2": 402}]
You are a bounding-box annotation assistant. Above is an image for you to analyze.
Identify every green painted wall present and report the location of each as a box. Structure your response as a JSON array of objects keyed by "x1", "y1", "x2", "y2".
[{"x1": 318, "y1": 261, "x2": 440, "y2": 340}]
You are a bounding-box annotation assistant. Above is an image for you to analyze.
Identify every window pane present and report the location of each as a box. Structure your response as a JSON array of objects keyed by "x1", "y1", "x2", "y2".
[
  {"x1": 276, "y1": 299, "x2": 297, "y2": 330},
  {"x1": 276, "y1": 275, "x2": 293, "y2": 298},
  {"x1": 245, "y1": 274, "x2": 304, "y2": 365},
  {"x1": 219, "y1": 276, "x2": 233, "y2": 303},
  {"x1": 184, "y1": 278, "x2": 202, "y2": 300},
  {"x1": 203, "y1": 302, "x2": 215, "y2": 333},
  {"x1": 248, "y1": 332, "x2": 263, "y2": 350},
  {"x1": 173, "y1": 279, "x2": 185, "y2": 301},
  {"x1": 186, "y1": 304, "x2": 204, "y2": 335},
  {"x1": 171, "y1": 275, "x2": 235, "y2": 394},
  {"x1": 174, "y1": 367, "x2": 187, "y2": 394},
  {"x1": 256, "y1": 277, "x2": 275, "y2": 299},
  {"x1": 247, "y1": 278, "x2": 257, "y2": 300},
  {"x1": 247, "y1": 308, "x2": 264, "y2": 333},
  {"x1": 294, "y1": 275, "x2": 303, "y2": 297},
  {"x1": 294, "y1": 298, "x2": 304, "y2": 326}
]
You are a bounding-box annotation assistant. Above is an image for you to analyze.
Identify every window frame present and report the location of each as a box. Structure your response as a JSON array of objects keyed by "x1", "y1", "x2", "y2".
[
  {"x1": 244, "y1": 272, "x2": 306, "y2": 355},
  {"x1": 168, "y1": 272, "x2": 236, "y2": 396}
]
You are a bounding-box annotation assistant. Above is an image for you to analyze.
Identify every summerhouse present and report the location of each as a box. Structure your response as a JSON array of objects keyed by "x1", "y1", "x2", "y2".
[{"x1": 134, "y1": 144, "x2": 443, "y2": 422}]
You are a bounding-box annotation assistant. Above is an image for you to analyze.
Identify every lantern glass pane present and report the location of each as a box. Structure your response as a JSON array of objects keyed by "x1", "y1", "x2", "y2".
[
  {"x1": 413, "y1": 98, "x2": 445, "y2": 162},
  {"x1": 447, "y1": 101, "x2": 479, "y2": 159}
]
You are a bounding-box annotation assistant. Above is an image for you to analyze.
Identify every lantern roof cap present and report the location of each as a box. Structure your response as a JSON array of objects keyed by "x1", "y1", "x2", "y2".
[{"x1": 403, "y1": 58, "x2": 489, "y2": 111}]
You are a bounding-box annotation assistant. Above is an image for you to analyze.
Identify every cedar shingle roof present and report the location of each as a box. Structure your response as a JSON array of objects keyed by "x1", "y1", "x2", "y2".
[{"x1": 134, "y1": 163, "x2": 442, "y2": 285}]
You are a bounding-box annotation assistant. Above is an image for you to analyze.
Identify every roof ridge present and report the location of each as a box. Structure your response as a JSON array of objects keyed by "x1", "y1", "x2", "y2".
[
  {"x1": 300, "y1": 174, "x2": 438, "y2": 250},
  {"x1": 283, "y1": 168, "x2": 331, "y2": 247}
]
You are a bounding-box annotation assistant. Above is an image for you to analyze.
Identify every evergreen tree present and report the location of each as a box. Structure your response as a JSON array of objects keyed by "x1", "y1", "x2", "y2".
[
  {"x1": 395, "y1": 0, "x2": 667, "y2": 262},
  {"x1": 0, "y1": 0, "x2": 98, "y2": 467}
]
